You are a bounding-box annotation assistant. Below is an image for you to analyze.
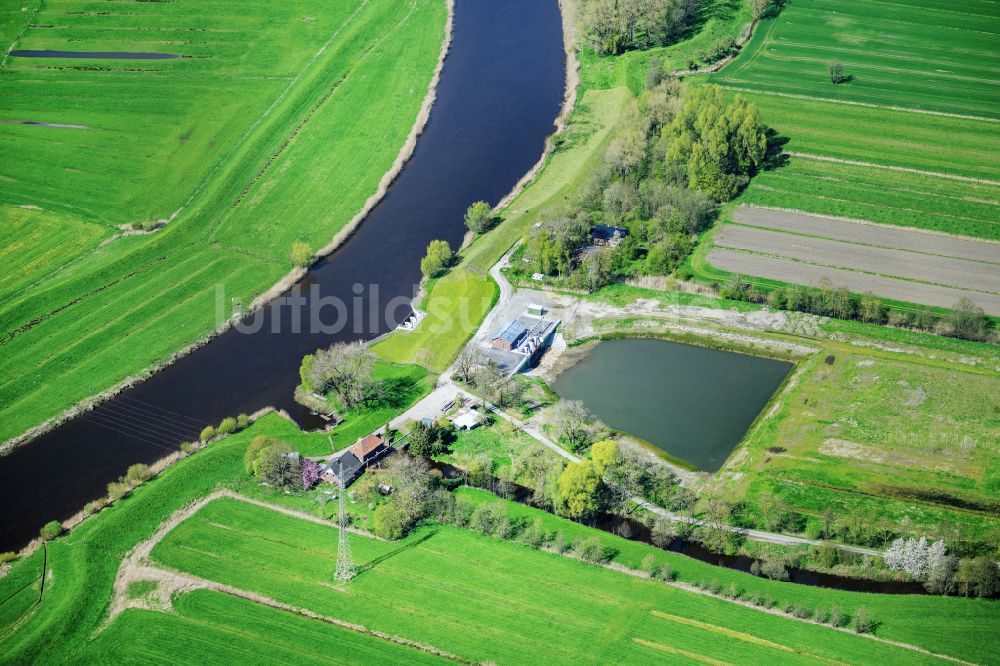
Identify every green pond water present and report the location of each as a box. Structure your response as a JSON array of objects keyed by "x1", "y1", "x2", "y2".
[{"x1": 551, "y1": 338, "x2": 792, "y2": 471}]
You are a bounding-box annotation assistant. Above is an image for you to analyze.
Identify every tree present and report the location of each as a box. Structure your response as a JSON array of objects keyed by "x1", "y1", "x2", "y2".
[
  {"x1": 552, "y1": 400, "x2": 602, "y2": 451},
  {"x1": 580, "y1": 247, "x2": 615, "y2": 292},
  {"x1": 420, "y1": 239, "x2": 453, "y2": 278},
  {"x1": 39, "y1": 520, "x2": 62, "y2": 541},
  {"x1": 244, "y1": 435, "x2": 271, "y2": 474},
  {"x1": 605, "y1": 126, "x2": 646, "y2": 178},
  {"x1": 473, "y1": 361, "x2": 524, "y2": 408},
  {"x1": 590, "y1": 439, "x2": 618, "y2": 475},
  {"x1": 925, "y1": 554, "x2": 958, "y2": 595},
  {"x1": 254, "y1": 440, "x2": 302, "y2": 489},
  {"x1": 407, "y1": 421, "x2": 451, "y2": 458},
  {"x1": 948, "y1": 298, "x2": 989, "y2": 341},
  {"x1": 956, "y1": 556, "x2": 1000, "y2": 598},
  {"x1": 557, "y1": 460, "x2": 602, "y2": 519},
  {"x1": 464, "y1": 200, "x2": 493, "y2": 233},
  {"x1": 301, "y1": 459, "x2": 321, "y2": 490},
  {"x1": 454, "y1": 346, "x2": 487, "y2": 383},
  {"x1": 859, "y1": 292, "x2": 886, "y2": 324},
  {"x1": 218, "y1": 416, "x2": 237, "y2": 434},
  {"x1": 751, "y1": 0, "x2": 771, "y2": 20},
  {"x1": 828, "y1": 60, "x2": 847, "y2": 84},
  {"x1": 299, "y1": 353, "x2": 317, "y2": 391},
  {"x1": 884, "y1": 537, "x2": 945, "y2": 580},
  {"x1": 290, "y1": 240, "x2": 313, "y2": 267},
  {"x1": 650, "y1": 518, "x2": 675, "y2": 547},
  {"x1": 372, "y1": 502, "x2": 408, "y2": 540},
  {"x1": 308, "y1": 341, "x2": 379, "y2": 410}
]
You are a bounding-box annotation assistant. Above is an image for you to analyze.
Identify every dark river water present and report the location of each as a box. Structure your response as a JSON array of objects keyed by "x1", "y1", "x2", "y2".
[
  {"x1": 0, "y1": 0, "x2": 566, "y2": 552},
  {"x1": 552, "y1": 338, "x2": 792, "y2": 471}
]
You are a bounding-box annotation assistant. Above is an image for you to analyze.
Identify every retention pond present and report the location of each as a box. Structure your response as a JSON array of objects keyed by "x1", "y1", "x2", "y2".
[{"x1": 551, "y1": 338, "x2": 792, "y2": 472}]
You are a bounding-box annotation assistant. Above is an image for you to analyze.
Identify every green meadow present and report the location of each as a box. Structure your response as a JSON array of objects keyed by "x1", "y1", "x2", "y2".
[
  {"x1": 149, "y1": 497, "x2": 954, "y2": 665},
  {"x1": 712, "y1": 0, "x2": 1000, "y2": 119},
  {"x1": 0, "y1": 0, "x2": 447, "y2": 443},
  {"x1": 1, "y1": 414, "x2": 998, "y2": 664}
]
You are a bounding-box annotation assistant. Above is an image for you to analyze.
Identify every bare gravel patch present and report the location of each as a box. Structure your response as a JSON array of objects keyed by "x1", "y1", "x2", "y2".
[
  {"x1": 733, "y1": 208, "x2": 1000, "y2": 264},
  {"x1": 708, "y1": 248, "x2": 1000, "y2": 315},
  {"x1": 715, "y1": 225, "x2": 1000, "y2": 295}
]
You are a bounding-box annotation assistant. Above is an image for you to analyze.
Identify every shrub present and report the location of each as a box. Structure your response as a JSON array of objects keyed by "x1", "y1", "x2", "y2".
[
  {"x1": 420, "y1": 239, "x2": 454, "y2": 278},
  {"x1": 83, "y1": 502, "x2": 98, "y2": 515},
  {"x1": 748, "y1": 591, "x2": 762, "y2": 606},
  {"x1": 760, "y1": 555, "x2": 790, "y2": 581},
  {"x1": 236, "y1": 413, "x2": 250, "y2": 429},
  {"x1": 552, "y1": 530, "x2": 570, "y2": 553},
  {"x1": 815, "y1": 606, "x2": 831, "y2": 624},
  {"x1": 762, "y1": 595, "x2": 774, "y2": 609},
  {"x1": 792, "y1": 604, "x2": 812, "y2": 619},
  {"x1": 852, "y1": 608, "x2": 875, "y2": 634},
  {"x1": 641, "y1": 553, "x2": 658, "y2": 577},
  {"x1": 0, "y1": 551, "x2": 16, "y2": 564},
  {"x1": 290, "y1": 241, "x2": 312, "y2": 267},
  {"x1": 107, "y1": 480, "x2": 131, "y2": 501},
  {"x1": 200, "y1": 425, "x2": 215, "y2": 442},
  {"x1": 125, "y1": 463, "x2": 151, "y2": 484},
  {"x1": 39, "y1": 521, "x2": 62, "y2": 541},
  {"x1": 180, "y1": 441, "x2": 194, "y2": 454},
  {"x1": 723, "y1": 582, "x2": 740, "y2": 599},
  {"x1": 829, "y1": 605, "x2": 847, "y2": 627},
  {"x1": 659, "y1": 563, "x2": 675, "y2": 582},
  {"x1": 217, "y1": 417, "x2": 237, "y2": 434},
  {"x1": 576, "y1": 537, "x2": 614, "y2": 563},
  {"x1": 706, "y1": 579, "x2": 721, "y2": 595},
  {"x1": 372, "y1": 503, "x2": 408, "y2": 540}
]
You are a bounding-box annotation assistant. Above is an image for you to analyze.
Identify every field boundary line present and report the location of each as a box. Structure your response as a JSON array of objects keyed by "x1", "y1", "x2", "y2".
[
  {"x1": 715, "y1": 86, "x2": 1000, "y2": 124},
  {"x1": 783, "y1": 153, "x2": 1000, "y2": 187}
]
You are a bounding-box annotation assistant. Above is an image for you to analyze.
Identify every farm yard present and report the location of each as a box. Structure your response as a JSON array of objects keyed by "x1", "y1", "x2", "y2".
[
  {"x1": 699, "y1": 0, "x2": 1000, "y2": 311},
  {"x1": 0, "y1": 0, "x2": 447, "y2": 443}
]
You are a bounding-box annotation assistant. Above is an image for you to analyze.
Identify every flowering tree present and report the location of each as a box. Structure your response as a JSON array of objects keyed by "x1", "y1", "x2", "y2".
[
  {"x1": 884, "y1": 537, "x2": 947, "y2": 580},
  {"x1": 301, "y1": 459, "x2": 321, "y2": 490}
]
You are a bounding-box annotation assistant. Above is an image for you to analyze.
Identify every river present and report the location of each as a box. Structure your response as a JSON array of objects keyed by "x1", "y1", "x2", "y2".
[{"x1": 0, "y1": 0, "x2": 566, "y2": 552}]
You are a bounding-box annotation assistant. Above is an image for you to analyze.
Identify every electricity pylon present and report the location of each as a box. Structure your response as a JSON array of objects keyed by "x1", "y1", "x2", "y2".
[{"x1": 334, "y1": 459, "x2": 356, "y2": 583}]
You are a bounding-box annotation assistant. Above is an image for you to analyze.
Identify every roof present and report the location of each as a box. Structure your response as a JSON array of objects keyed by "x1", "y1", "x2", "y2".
[
  {"x1": 326, "y1": 451, "x2": 363, "y2": 485},
  {"x1": 452, "y1": 411, "x2": 482, "y2": 429},
  {"x1": 350, "y1": 434, "x2": 387, "y2": 460},
  {"x1": 591, "y1": 224, "x2": 628, "y2": 240},
  {"x1": 493, "y1": 319, "x2": 528, "y2": 345}
]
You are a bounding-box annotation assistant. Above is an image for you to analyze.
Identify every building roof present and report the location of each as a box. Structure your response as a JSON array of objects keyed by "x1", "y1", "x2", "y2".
[
  {"x1": 326, "y1": 451, "x2": 363, "y2": 485},
  {"x1": 451, "y1": 411, "x2": 482, "y2": 430},
  {"x1": 493, "y1": 319, "x2": 528, "y2": 346},
  {"x1": 591, "y1": 224, "x2": 628, "y2": 241},
  {"x1": 350, "y1": 434, "x2": 387, "y2": 460}
]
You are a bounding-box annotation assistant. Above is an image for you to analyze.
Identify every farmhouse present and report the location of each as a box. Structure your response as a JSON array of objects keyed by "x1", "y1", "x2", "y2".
[
  {"x1": 320, "y1": 452, "x2": 363, "y2": 487},
  {"x1": 590, "y1": 224, "x2": 628, "y2": 247},
  {"x1": 321, "y1": 433, "x2": 391, "y2": 488}
]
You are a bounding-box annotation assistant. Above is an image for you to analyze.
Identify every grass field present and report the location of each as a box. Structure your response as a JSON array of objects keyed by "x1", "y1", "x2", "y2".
[
  {"x1": 149, "y1": 496, "x2": 962, "y2": 665},
  {"x1": 78, "y1": 590, "x2": 450, "y2": 665},
  {"x1": 712, "y1": 0, "x2": 1000, "y2": 119},
  {"x1": 0, "y1": 0, "x2": 447, "y2": 443},
  {"x1": 730, "y1": 340, "x2": 1000, "y2": 554},
  {"x1": 740, "y1": 155, "x2": 1000, "y2": 240}
]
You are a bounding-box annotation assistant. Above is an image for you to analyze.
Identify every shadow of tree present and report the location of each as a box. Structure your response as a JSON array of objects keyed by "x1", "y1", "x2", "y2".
[{"x1": 760, "y1": 128, "x2": 790, "y2": 172}]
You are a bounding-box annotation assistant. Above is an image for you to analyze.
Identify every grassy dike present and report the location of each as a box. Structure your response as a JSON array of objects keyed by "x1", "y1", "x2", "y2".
[{"x1": 1, "y1": 411, "x2": 998, "y2": 663}]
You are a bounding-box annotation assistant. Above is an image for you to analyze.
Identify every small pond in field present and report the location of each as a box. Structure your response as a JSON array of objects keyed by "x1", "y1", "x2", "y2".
[{"x1": 551, "y1": 338, "x2": 792, "y2": 472}]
